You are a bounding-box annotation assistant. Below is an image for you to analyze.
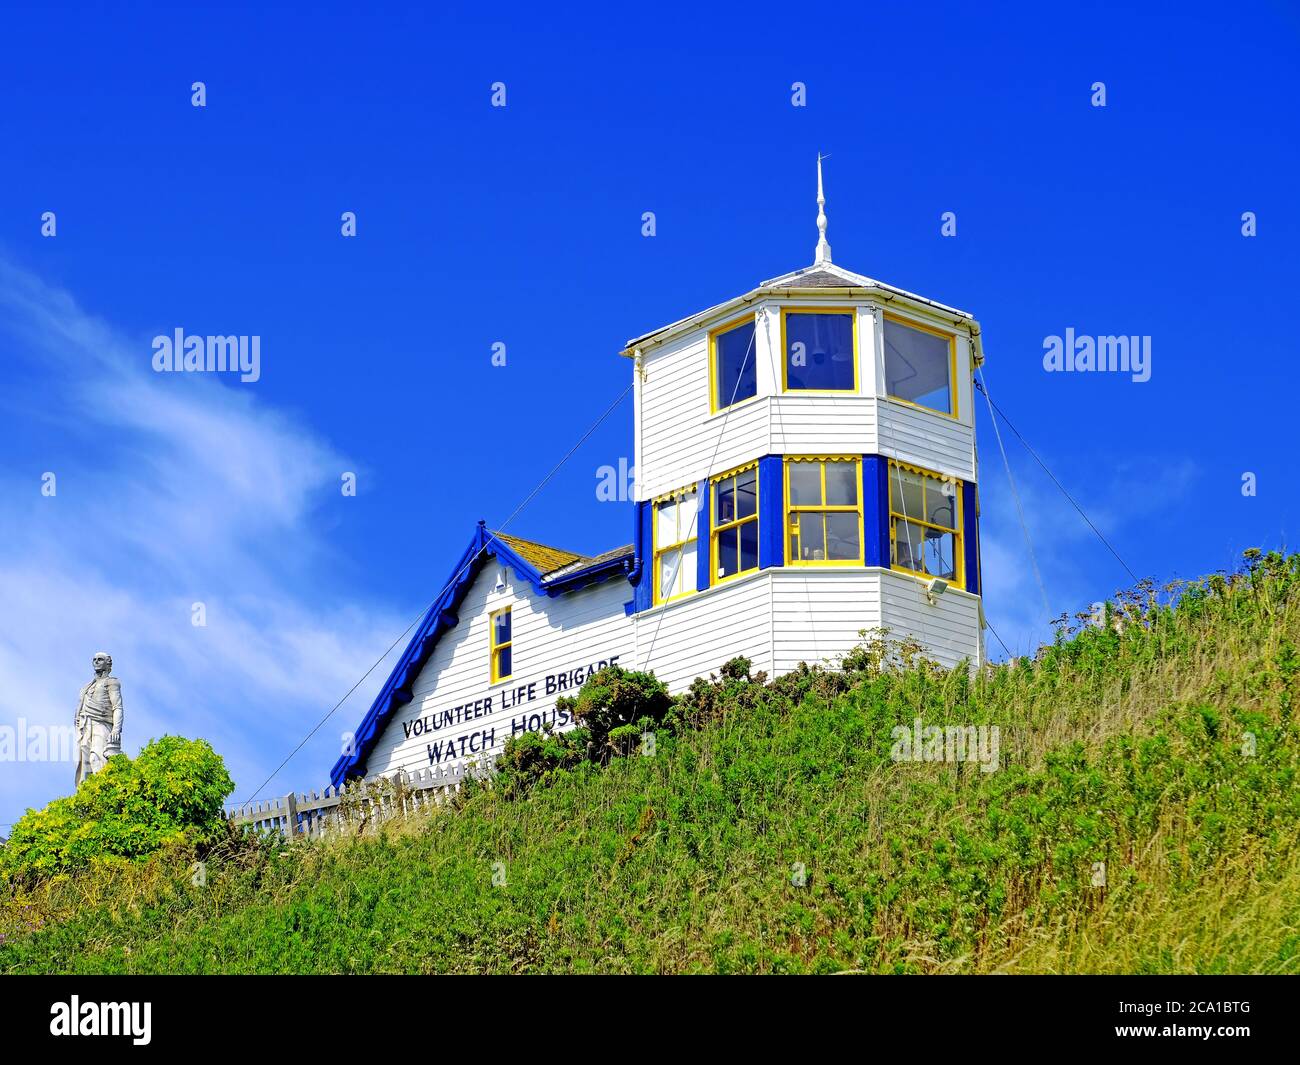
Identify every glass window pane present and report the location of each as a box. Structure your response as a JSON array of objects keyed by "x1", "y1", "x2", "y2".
[
  {"x1": 718, "y1": 527, "x2": 738, "y2": 578},
  {"x1": 739, "y1": 518, "x2": 758, "y2": 571},
  {"x1": 494, "y1": 609, "x2": 511, "y2": 646},
  {"x1": 889, "y1": 467, "x2": 925, "y2": 520},
  {"x1": 826, "y1": 512, "x2": 860, "y2": 560},
  {"x1": 655, "y1": 499, "x2": 678, "y2": 546},
  {"x1": 923, "y1": 528, "x2": 957, "y2": 581},
  {"x1": 825, "y1": 461, "x2": 858, "y2": 506},
  {"x1": 677, "y1": 492, "x2": 698, "y2": 543},
  {"x1": 679, "y1": 541, "x2": 697, "y2": 595},
  {"x1": 658, "y1": 551, "x2": 678, "y2": 599},
  {"x1": 496, "y1": 645, "x2": 511, "y2": 679},
  {"x1": 785, "y1": 313, "x2": 855, "y2": 391},
  {"x1": 789, "y1": 462, "x2": 822, "y2": 507},
  {"x1": 736, "y1": 469, "x2": 757, "y2": 519},
  {"x1": 716, "y1": 320, "x2": 757, "y2": 409},
  {"x1": 893, "y1": 518, "x2": 927, "y2": 573},
  {"x1": 798, "y1": 512, "x2": 825, "y2": 561},
  {"x1": 716, "y1": 478, "x2": 736, "y2": 524},
  {"x1": 884, "y1": 319, "x2": 952, "y2": 413},
  {"x1": 925, "y1": 480, "x2": 958, "y2": 530}
]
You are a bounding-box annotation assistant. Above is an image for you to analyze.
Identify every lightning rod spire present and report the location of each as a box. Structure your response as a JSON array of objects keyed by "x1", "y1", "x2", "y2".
[{"x1": 814, "y1": 153, "x2": 832, "y2": 265}]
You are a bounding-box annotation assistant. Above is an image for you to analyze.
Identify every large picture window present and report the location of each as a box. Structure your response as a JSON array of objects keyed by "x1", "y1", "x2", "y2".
[
  {"x1": 490, "y1": 606, "x2": 512, "y2": 683},
  {"x1": 711, "y1": 316, "x2": 757, "y2": 412},
  {"x1": 711, "y1": 464, "x2": 758, "y2": 583},
  {"x1": 786, "y1": 457, "x2": 863, "y2": 563},
  {"x1": 883, "y1": 316, "x2": 955, "y2": 416},
  {"x1": 653, "y1": 486, "x2": 699, "y2": 603},
  {"x1": 782, "y1": 309, "x2": 856, "y2": 392},
  {"x1": 888, "y1": 460, "x2": 963, "y2": 587}
]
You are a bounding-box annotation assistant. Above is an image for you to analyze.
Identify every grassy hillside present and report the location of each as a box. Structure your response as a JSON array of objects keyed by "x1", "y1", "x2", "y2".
[{"x1": 3, "y1": 550, "x2": 1300, "y2": 974}]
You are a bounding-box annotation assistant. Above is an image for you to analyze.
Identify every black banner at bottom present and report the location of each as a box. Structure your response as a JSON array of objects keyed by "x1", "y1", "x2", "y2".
[{"x1": 0, "y1": 974, "x2": 1289, "y2": 1053}]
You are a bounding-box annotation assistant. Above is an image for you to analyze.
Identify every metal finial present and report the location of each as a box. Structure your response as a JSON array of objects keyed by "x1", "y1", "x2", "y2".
[{"x1": 814, "y1": 153, "x2": 832, "y2": 265}]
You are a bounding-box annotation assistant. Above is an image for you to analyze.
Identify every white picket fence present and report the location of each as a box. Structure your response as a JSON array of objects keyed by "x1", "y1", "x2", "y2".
[{"x1": 226, "y1": 759, "x2": 495, "y2": 839}]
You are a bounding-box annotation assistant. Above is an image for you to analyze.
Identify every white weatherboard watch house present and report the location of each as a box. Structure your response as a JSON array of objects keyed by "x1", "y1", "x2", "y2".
[{"x1": 332, "y1": 162, "x2": 986, "y2": 788}]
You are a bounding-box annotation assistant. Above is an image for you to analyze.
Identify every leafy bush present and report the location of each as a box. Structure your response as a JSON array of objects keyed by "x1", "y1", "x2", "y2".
[
  {"x1": 0, "y1": 736, "x2": 234, "y2": 882},
  {"x1": 495, "y1": 727, "x2": 588, "y2": 798},
  {"x1": 557, "y1": 665, "x2": 671, "y2": 763}
]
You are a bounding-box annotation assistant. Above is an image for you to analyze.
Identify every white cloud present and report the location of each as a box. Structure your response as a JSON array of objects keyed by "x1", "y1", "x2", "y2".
[{"x1": 0, "y1": 261, "x2": 404, "y2": 825}]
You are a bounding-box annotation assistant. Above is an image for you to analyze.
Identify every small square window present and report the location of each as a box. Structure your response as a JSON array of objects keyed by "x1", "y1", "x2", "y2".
[
  {"x1": 884, "y1": 317, "x2": 954, "y2": 415},
  {"x1": 784, "y1": 312, "x2": 855, "y2": 391},
  {"x1": 712, "y1": 318, "x2": 757, "y2": 411}
]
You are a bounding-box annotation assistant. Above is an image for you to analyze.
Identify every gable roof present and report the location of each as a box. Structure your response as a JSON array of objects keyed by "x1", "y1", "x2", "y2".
[
  {"x1": 495, "y1": 532, "x2": 585, "y2": 574},
  {"x1": 330, "y1": 523, "x2": 634, "y2": 786}
]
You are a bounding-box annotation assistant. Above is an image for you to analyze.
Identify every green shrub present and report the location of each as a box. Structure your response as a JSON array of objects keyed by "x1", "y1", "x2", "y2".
[
  {"x1": 557, "y1": 665, "x2": 671, "y2": 763},
  {"x1": 0, "y1": 735, "x2": 234, "y2": 882}
]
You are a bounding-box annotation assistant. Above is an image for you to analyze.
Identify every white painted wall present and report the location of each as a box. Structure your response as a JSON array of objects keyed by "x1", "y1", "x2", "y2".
[{"x1": 363, "y1": 566, "x2": 634, "y2": 780}]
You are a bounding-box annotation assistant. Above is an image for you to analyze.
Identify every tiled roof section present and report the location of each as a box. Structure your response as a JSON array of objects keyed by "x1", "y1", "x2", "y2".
[
  {"x1": 492, "y1": 533, "x2": 584, "y2": 575},
  {"x1": 770, "y1": 268, "x2": 853, "y2": 289},
  {"x1": 542, "y1": 543, "x2": 635, "y2": 581}
]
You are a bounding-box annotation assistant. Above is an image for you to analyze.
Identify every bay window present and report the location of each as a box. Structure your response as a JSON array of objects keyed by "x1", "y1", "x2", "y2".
[
  {"x1": 786, "y1": 457, "x2": 863, "y2": 563},
  {"x1": 711, "y1": 315, "x2": 757, "y2": 411},
  {"x1": 711, "y1": 464, "x2": 758, "y2": 583},
  {"x1": 883, "y1": 315, "x2": 956, "y2": 417},
  {"x1": 782, "y1": 309, "x2": 857, "y2": 392},
  {"x1": 888, "y1": 460, "x2": 963, "y2": 587},
  {"x1": 653, "y1": 486, "x2": 699, "y2": 603}
]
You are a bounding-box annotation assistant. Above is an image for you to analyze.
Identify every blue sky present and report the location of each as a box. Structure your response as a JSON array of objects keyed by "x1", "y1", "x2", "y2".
[{"x1": 1, "y1": 1, "x2": 1297, "y2": 827}]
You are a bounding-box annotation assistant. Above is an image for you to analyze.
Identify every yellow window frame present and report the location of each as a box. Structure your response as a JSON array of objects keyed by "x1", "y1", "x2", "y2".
[
  {"x1": 887, "y1": 459, "x2": 964, "y2": 589},
  {"x1": 709, "y1": 461, "x2": 759, "y2": 587},
  {"x1": 652, "y1": 484, "x2": 699, "y2": 605},
  {"x1": 779, "y1": 306, "x2": 859, "y2": 394},
  {"x1": 784, "y1": 456, "x2": 865, "y2": 566},
  {"x1": 489, "y1": 605, "x2": 512, "y2": 683},
  {"x1": 882, "y1": 312, "x2": 959, "y2": 420},
  {"x1": 708, "y1": 313, "x2": 759, "y2": 414}
]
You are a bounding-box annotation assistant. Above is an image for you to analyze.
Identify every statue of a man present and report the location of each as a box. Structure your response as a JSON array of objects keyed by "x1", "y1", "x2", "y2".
[{"x1": 75, "y1": 651, "x2": 123, "y2": 787}]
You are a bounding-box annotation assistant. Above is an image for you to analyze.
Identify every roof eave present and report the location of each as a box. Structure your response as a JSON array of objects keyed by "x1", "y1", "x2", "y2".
[{"x1": 620, "y1": 283, "x2": 976, "y2": 359}]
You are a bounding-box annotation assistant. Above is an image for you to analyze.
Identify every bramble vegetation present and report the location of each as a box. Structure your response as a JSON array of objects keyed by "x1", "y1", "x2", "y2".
[{"x1": 2, "y1": 550, "x2": 1298, "y2": 973}]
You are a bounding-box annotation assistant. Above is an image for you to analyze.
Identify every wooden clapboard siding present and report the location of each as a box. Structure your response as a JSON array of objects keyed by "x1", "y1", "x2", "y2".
[
  {"x1": 769, "y1": 569, "x2": 882, "y2": 673},
  {"x1": 633, "y1": 571, "x2": 775, "y2": 690},
  {"x1": 637, "y1": 329, "x2": 769, "y2": 500},
  {"x1": 875, "y1": 398, "x2": 976, "y2": 482},
  {"x1": 877, "y1": 569, "x2": 983, "y2": 668}
]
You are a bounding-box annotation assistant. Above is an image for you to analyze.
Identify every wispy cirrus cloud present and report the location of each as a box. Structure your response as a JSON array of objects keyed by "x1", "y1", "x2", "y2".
[{"x1": 0, "y1": 259, "x2": 403, "y2": 826}]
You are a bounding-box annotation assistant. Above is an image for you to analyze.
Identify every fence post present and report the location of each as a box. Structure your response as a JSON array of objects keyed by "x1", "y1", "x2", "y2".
[{"x1": 284, "y1": 791, "x2": 299, "y2": 838}]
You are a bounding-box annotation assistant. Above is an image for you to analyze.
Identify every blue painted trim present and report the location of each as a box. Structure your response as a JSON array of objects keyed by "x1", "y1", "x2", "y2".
[
  {"x1": 627, "y1": 501, "x2": 653, "y2": 615},
  {"x1": 331, "y1": 522, "x2": 632, "y2": 786},
  {"x1": 695, "y1": 478, "x2": 711, "y2": 592},
  {"x1": 962, "y1": 480, "x2": 981, "y2": 597},
  {"x1": 758, "y1": 455, "x2": 784, "y2": 569},
  {"x1": 863, "y1": 456, "x2": 890, "y2": 568}
]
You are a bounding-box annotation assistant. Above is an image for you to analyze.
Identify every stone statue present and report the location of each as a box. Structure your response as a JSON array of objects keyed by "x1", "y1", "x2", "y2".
[{"x1": 75, "y1": 651, "x2": 123, "y2": 787}]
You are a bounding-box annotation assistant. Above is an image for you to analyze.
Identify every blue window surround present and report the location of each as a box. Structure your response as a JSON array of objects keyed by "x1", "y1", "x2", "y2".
[
  {"x1": 626, "y1": 454, "x2": 980, "y2": 616},
  {"x1": 695, "y1": 478, "x2": 711, "y2": 592}
]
